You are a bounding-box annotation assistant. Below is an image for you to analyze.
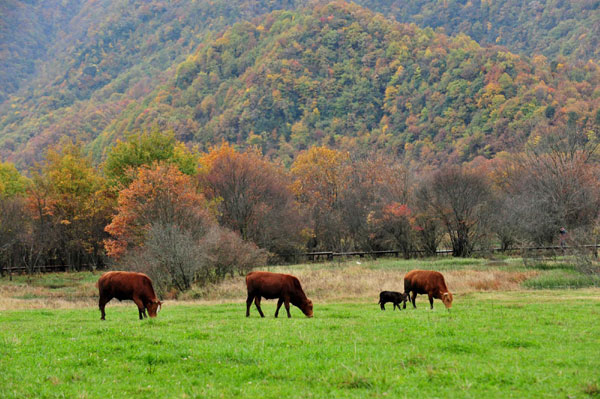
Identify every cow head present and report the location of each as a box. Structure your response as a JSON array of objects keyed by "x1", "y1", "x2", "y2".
[
  {"x1": 442, "y1": 292, "x2": 453, "y2": 309},
  {"x1": 147, "y1": 300, "x2": 163, "y2": 317},
  {"x1": 401, "y1": 293, "x2": 410, "y2": 304},
  {"x1": 302, "y1": 299, "x2": 314, "y2": 318}
]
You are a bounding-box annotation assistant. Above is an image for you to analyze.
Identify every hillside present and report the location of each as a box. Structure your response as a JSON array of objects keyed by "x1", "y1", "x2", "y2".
[
  {"x1": 0, "y1": 0, "x2": 302, "y2": 165},
  {"x1": 1, "y1": 1, "x2": 599, "y2": 165},
  {"x1": 93, "y1": 2, "x2": 600, "y2": 164},
  {"x1": 353, "y1": 0, "x2": 600, "y2": 62},
  {"x1": 0, "y1": 0, "x2": 85, "y2": 103}
]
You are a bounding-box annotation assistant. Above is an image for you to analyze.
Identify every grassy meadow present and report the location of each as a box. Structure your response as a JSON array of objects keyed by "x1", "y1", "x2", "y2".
[{"x1": 1, "y1": 257, "x2": 600, "y2": 398}]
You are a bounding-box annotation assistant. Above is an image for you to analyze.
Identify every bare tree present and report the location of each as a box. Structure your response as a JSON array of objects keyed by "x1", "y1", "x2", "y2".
[
  {"x1": 123, "y1": 223, "x2": 267, "y2": 296},
  {"x1": 0, "y1": 197, "x2": 28, "y2": 274},
  {"x1": 495, "y1": 117, "x2": 600, "y2": 245},
  {"x1": 124, "y1": 223, "x2": 207, "y2": 295},
  {"x1": 200, "y1": 147, "x2": 305, "y2": 260},
  {"x1": 417, "y1": 166, "x2": 491, "y2": 257}
]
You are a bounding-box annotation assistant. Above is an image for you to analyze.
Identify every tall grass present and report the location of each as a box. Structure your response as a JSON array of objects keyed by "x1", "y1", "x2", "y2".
[{"x1": 522, "y1": 269, "x2": 600, "y2": 289}]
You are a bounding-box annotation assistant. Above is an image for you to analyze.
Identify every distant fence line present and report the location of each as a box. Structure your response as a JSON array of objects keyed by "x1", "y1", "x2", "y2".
[
  {"x1": 0, "y1": 264, "x2": 95, "y2": 275},
  {"x1": 1, "y1": 245, "x2": 599, "y2": 274},
  {"x1": 302, "y1": 245, "x2": 600, "y2": 261}
]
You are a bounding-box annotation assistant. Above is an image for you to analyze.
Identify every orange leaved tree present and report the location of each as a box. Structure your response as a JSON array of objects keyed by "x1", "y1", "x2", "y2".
[
  {"x1": 104, "y1": 162, "x2": 213, "y2": 259},
  {"x1": 290, "y1": 146, "x2": 350, "y2": 251}
]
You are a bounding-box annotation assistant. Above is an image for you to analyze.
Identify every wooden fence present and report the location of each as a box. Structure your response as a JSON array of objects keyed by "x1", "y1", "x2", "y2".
[
  {"x1": 1, "y1": 245, "x2": 599, "y2": 274},
  {"x1": 0, "y1": 264, "x2": 95, "y2": 275},
  {"x1": 302, "y1": 244, "x2": 600, "y2": 261}
]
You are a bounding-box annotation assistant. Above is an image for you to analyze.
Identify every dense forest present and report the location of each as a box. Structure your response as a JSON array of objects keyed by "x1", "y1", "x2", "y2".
[
  {"x1": 2, "y1": 128, "x2": 598, "y2": 292},
  {"x1": 353, "y1": 0, "x2": 600, "y2": 62},
  {"x1": 0, "y1": 0, "x2": 84, "y2": 103},
  {"x1": 0, "y1": 0, "x2": 303, "y2": 165},
  {"x1": 94, "y1": 2, "x2": 600, "y2": 165},
  {"x1": 0, "y1": 0, "x2": 599, "y2": 166},
  {"x1": 2, "y1": 0, "x2": 600, "y2": 290}
]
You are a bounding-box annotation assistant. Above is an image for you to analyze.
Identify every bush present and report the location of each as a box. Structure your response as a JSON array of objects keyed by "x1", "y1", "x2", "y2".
[
  {"x1": 199, "y1": 226, "x2": 268, "y2": 281},
  {"x1": 122, "y1": 223, "x2": 208, "y2": 295},
  {"x1": 121, "y1": 223, "x2": 267, "y2": 296}
]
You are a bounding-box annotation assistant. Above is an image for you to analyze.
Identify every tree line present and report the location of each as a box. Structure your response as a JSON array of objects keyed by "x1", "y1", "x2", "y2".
[{"x1": 1, "y1": 126, "x2": 599, "y2": 294}]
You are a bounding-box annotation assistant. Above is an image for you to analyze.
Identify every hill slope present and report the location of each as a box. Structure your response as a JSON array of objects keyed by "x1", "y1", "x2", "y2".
[
  {"x1": 353, "y1": 0, "x2": 600, "y2": 62},
  {"x1": 0, "y1": 0, "x2": 302, "y2": 165},
  {"x1": 1, "y1": 1, "x2": 599, "y2": 165},
  {"x1": 92, "y1": 2, "x2": 600, "y2": 164},
  {"x1": 0, "y1": 0, "x2": 86, "y2": 103}
]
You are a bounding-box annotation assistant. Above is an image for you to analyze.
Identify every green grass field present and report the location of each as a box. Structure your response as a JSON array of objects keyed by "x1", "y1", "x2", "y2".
[{"x1": 1, "y1": 292, "x2": 600, "y2": 398}]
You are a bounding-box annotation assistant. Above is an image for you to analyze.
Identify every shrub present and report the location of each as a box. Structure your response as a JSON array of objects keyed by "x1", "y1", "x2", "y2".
[
  {"x1": 121, "y1": 224, "x2": 266, "y2": 296},
  {"x1": 121, "y1": 223, "x2": 208, "y2": 295},
  {"x1": 199, "y1": 226, "x2": 268, "y2": 281}
]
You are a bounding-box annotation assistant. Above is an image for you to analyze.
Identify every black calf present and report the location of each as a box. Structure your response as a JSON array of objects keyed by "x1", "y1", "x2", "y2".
[{"x1": 378, "y1": 291, "x2": 409, "y2": 311}]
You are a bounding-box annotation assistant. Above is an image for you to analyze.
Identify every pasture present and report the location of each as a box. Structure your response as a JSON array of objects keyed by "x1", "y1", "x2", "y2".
[{"x1": 1, "y1": 258, "x2": 599, "y2": 398}]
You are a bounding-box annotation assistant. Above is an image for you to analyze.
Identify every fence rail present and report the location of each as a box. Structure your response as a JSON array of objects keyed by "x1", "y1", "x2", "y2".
[
  {"x1": 0, "y1": 264, "x2": 95, "y2": 275},
  {"x1": 302, "y1": 244, "x2": 600, "y2": 261},
  {"x1": 2, "y1": 245, "x2": 600, "y2": 274}
]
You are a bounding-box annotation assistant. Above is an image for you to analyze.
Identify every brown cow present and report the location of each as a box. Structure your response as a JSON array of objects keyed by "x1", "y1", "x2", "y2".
[
  {"x1": 403, "y1": 269, "x2": 453, "y2": 310},
  {"x1": 245, "y1": 271, "x2": 313, "y2": 318},
  {"x1": 97, "y1": 271, "x2": 162, "y2": 320}
]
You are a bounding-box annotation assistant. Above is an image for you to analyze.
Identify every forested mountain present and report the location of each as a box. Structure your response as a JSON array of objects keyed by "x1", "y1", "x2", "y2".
[
  {"x1": 0, "y1": 0, "x2": 84, "y2": 103},
  {"x1": 0, "y1": 0, "x2": 599, "y2": 166},
  {"x1": 93, "y1": 2, "x2": 600, "y2": 164},
  {"x1": 0, "y1": 0, "x2": 302, "y2": 165},
  {"x1": 353, "y1": 0, "x2": 600, "y2": 62}
]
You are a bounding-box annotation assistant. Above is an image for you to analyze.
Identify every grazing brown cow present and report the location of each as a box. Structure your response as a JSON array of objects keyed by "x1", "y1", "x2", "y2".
[
  {"x1": 245, "y1": 271, "x2": 313, "y2": 318},
  {"x1": 403, "y1": 269, "x2": 453, "y2": 310},
  {"x1": 97, "y1": 271, "x2": 162, "y2": 320}
]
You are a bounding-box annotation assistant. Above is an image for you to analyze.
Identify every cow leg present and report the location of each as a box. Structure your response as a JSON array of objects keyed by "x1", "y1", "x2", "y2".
[
  {"x1": 254, "y1": 296, "x2": 265, "y2": 318},
  {"x1": 393, "y1": 302, "x2": 398, "y2": 311},
  {"x1": 133, "y1": 297, "x2": 145, "y2": 320},
  {"x1": 284, "y1": 297, "x2": 291, "y2": 318},
  {"x1": 428, "y1": 294, "x2": 434, "y2": 309},
  {"x1": 275, "y1": 298, "x2": 284, "y2": 318},
  {"x1": 411, "y1": 292, "x2": 417, "y2": 308},
  {"x1": 380, "y1": 301, "x2": 386, "y2": 311},
  {"x1": 99, "y1": 296, "x2": 111, "y2": 320},
  {"x1": 246, "y1": 294, "x2": 254, "y2": 317}
]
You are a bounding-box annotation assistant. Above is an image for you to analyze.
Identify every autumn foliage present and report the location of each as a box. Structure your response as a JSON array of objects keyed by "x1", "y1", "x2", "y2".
[
  {"x1": 2, "y1": 125, "x2": 600, "y2": 288},
  {"x1": 200, "y1": 143, "x2": 304, "y2": 260},
  {"x1": 104, "y1": 162, "x2": 212, "y2": 259}
]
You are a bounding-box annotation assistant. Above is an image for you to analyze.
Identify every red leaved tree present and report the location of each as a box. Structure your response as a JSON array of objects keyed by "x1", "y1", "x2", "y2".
[{"x1": 104, "y1": 162, "x2": 213, "y2": 259}]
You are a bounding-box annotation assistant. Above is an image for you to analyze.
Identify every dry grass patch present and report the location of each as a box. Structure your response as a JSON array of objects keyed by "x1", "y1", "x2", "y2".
[
  {"x1": 0, "y1": 297, "x2": 95, "y2": 310},
  {"x1": 469, "y1": 288, "x2": 600, "y2": 303},
  {"x1": 199, "y1": 266, "x2": 538, "y2": 303},
  {"x1": 0, "y1": 273, "x2": 99, "y2": 310},
  {"x1": 0, "y1": 262, "x2": 580, "y2": 310}
]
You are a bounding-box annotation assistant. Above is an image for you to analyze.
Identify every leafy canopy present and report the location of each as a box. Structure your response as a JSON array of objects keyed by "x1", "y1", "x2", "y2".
[{"x1": 104, "y1": 130, "x2": 198, "y2": 187}]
